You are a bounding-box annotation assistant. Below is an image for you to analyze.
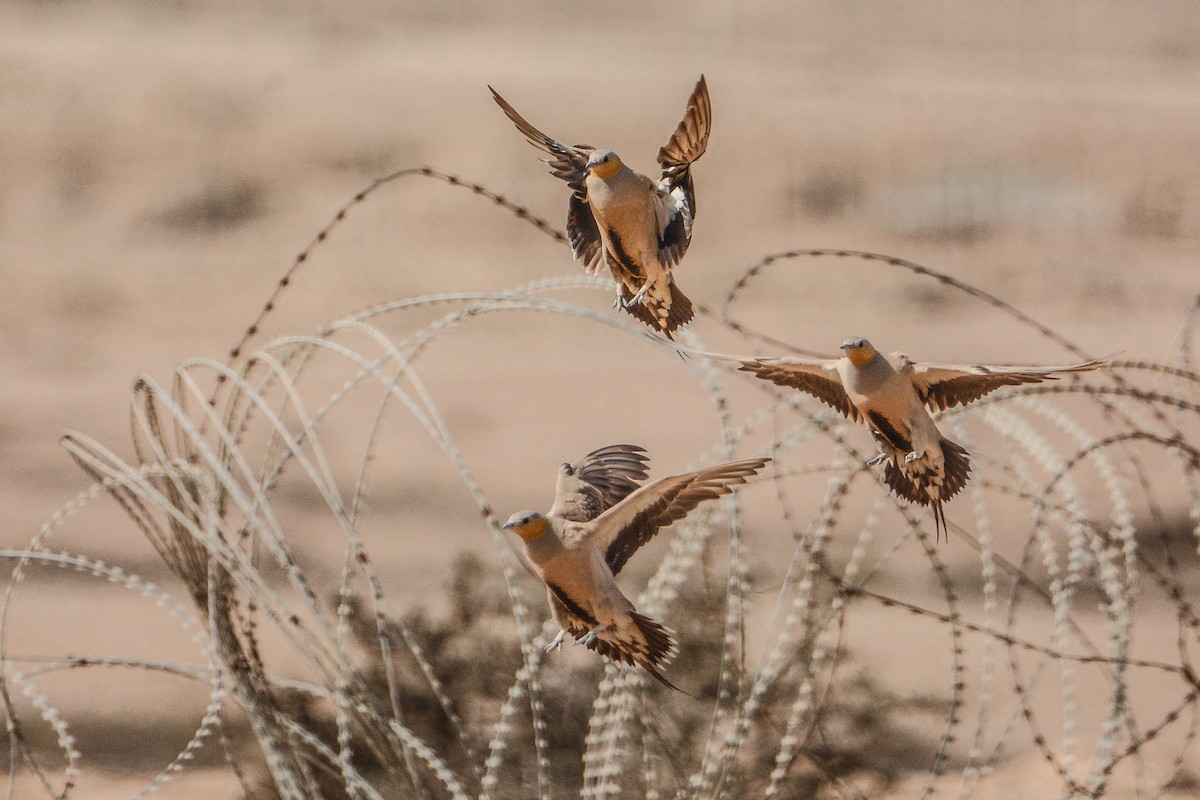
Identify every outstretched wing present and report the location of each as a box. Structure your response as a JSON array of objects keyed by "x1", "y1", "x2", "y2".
[
  {"x1": 549, "y1": 444, "x2": 651, "y2": 523},
  {"x1": 739, "y1": 357, "x2": 858, "y2": 421},
  {"x1": 653, "y1": 185, "x2": 692, "y2": 271},
  {"x1": 568, "y1": 192, "x2": 604, "y2": 272},
  {"x1": 655, "y1": 76, "x2": 710, "y2": 269},
  {"x1": 490, "y1": 87, "x2": 603, "y2": 270},
  {"x1": 901, "y1": 354, "x2": 1112, "y2": 412},
  {"x1": 588, "y1": 458, "x2": 769, "y2": 575},
  {"x1": 656, "y1": 75, "x2": 710, "y2": 214},
  {"x1": 490, "y1": 87, "x2": 592, "y2": 190}
]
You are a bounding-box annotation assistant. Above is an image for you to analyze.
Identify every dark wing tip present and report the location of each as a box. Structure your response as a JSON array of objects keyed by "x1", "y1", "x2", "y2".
[
  {"x1": 596, "y1": 443, "x2": 648, "y2": 455},
  {"x1": 488, "y1": 85, "x2": 514, "y2": 111},
  {"x1": 489, "y1": 87, "x2": 526, "y2": 127},
  {"x1": 738, "y1": 359, "x2": 765, "y2": 373},
  {"x1": 657, "y1": 74, "x2": 712, "y2": 177}
]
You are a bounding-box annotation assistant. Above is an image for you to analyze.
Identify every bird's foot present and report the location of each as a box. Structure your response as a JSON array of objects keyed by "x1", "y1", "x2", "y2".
[
  {"x1": 580, "y1": 624, "x2": 609, "y2": 647},
  {"x1": 866, "y1": 452, "x2": 887, "y2": 467},
  {"x1": 545, "y1": 630, "x2": 566, "y2": 654},
  {"x1": 904, "y1": 450, "x2": 924, "y2": 464},
  {"x1": 626, "y1": 283, "x2": 651, "y2": 307}
]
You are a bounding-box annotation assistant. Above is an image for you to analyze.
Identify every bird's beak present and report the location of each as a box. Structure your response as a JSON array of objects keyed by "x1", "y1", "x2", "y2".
[
  {"x1": 501, "y1": 521, "x2": 515, "y2": 530},
  {"x1": 839, "y1": 343, "x2": 852, "y2": 350}
]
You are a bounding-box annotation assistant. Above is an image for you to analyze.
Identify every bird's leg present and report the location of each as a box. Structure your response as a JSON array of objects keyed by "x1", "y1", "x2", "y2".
[
  {"x1": 866, "y1": 430, "x2": 893, "y2": 467},
  {"x1": 612, "y1": 288, "x2": 624, "y2": 309},
  {"x1": 581, "y1": 623, "x2": 611, "y2": 646},
  {"x1": 545, "y1": 630, "x2": 567, "y2": 653},
  {"x1": 626, "y1": 282, "x2": 651, "y2": 307}
]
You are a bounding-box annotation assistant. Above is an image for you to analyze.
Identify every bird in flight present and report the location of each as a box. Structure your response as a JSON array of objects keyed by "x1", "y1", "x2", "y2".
[
  {"x1": 490, "y1": 76, "x2": 711, "y2": 338},
  {"x1": 738, "y1": 338, "x2": 1111, "y2": 540},
  {"x1": 503, "y1": 444, "x2": 768, "y2": 689}
]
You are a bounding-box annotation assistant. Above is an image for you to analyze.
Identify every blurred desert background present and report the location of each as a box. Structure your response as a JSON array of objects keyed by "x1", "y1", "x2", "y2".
[{"x1": 3, "y1": 2, "x2": 1200, "y2": 797}]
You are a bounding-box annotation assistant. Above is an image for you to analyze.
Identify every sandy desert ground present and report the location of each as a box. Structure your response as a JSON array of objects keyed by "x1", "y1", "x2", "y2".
[{"x1": 3, "y1": 2, "x2": 1200, "y2": 797}]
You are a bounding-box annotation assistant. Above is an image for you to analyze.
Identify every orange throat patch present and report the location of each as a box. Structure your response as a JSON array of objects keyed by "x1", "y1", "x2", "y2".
[
  {"x1": 514, "y1": 516, "x2": 549, "y2": 541},
  {"x1": 589, "y1": 159, "x2": 620, "y2": 180},
  {"x1": 845, "y1": 348, "x2": 875, "y2": 367}
]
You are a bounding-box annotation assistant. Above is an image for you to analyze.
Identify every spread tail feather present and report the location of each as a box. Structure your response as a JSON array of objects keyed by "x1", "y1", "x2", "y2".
[
  {"x1": 879, "y1": 437, "x2": 971, "y2": 543},
  {"x1": 579, "y1": 611, "x2": 689, "y2": 693},
  {"x1": 940, "y1": 438, "x2": 971, "y2": 500},
  {"x1": 619, "y1": 279, "x2": 694, "y2": 338},
  {"x1": 629, "y1": 612, "x2": 689, "y2": 694},
  {"x1": 629, "y1": 611, "x2": 678, "y2": 667}
]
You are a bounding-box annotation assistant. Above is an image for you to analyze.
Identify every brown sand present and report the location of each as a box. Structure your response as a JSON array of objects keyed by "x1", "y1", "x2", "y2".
[{"x1": 3, "y1": 2, "x2": 1198, "y2": 796}]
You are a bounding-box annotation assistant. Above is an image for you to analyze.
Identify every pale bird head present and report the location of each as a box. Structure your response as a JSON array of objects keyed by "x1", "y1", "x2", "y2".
[
  {"x1": 502, "y1": 510, "x2": 550, "y2": 541},
  {"x1": 839, "y1": 337, "x2": 878, "y2": 367},
  {"x1": 586, "y1": 149, "x2": 621, "y2": 180}
]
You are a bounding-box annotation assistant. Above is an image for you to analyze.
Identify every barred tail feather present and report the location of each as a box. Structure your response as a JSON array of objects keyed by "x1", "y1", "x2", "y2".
[
  {"x1": 880, "y1": 437, "x2": 971, "y2": 543},
  {"x1": 629, "y1": 612, "x2": 687, "y2": 693},
  {"x1": 579, "y1": 611, "x2": 686, "y2": 692},
  {"x1": 940, "y1": 437, "x2": 971, "y2": 501},
  {"x1": 618, "y1": 280, "x2": 694, "y2": 338},
  {"x1": 881, "y1": 458, "x2": 921, "y2": 505},
  {"x1": 663, "y1": 279, "x2": 694, "y2": 333},
  {"x1": 619, "y1": 284, "x2": 663, "y2": 333},
  {"x1": 629, "y1": 611, "x2": 678, "y2": 667}
]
